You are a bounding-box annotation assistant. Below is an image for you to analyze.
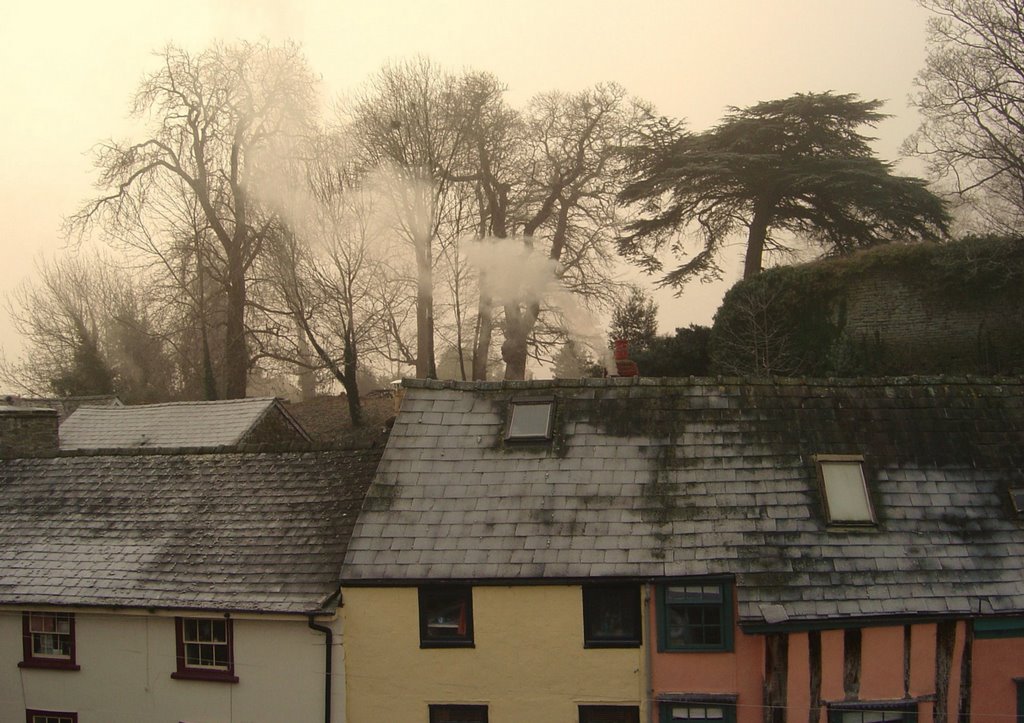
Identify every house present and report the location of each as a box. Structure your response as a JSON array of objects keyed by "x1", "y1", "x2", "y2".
[
  {"x1": 57, "y1": 397, "x2": 310, "y2": 451},
  {"x1": 0, "y1": 405, "x2": 380, "y2": 723},
  {"x1": 339, "y1": 377, "x2": 1024, "y2": 723}
]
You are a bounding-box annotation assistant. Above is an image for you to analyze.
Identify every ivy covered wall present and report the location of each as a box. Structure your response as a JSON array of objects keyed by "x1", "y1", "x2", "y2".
[{"x1": 709, "y1": 236, "x2": 1024, "y2": 377}]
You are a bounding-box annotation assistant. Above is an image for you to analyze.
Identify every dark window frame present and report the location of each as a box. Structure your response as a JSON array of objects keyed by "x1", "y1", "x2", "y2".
[
  {"x1": 580, "y1": 704, "x2": 641, "y2": 723},
  {"x1": 583, "y1": 584, "x2": 642, "y2": 648},
  {"x1": 419, "y1": 586, "x2": 475, "y2": 648},
  {"x1": 25, "y1": 710, "x2": 78, "y2": 723},
  {"x1": 1010, "y1": 488, "x2": 1024, "y2": 515},
  {"x1": 429, "y1": 703, "x2": 489, "y2": 723},
  {"x1": 658, "y1": 700, "x2": 737, "y2": 723},
  {"x1": 505, "y1": 399, "x2": 554, "y2": 441},
  {"x1": 815, "y1": 454, "x2": 876, "y2": 526},
  {"x1": 826, "y1": 701, "x2": 918, "y2": 723},
  {"x1": 20, "y1": 612, "x2": 79, "y2": 671},
  {"x1": 171, "y1": 616, "x2": 238, "y2": 683},
  {"x1": 657, "y1": 580, "x2": 734, "y2": 652}
]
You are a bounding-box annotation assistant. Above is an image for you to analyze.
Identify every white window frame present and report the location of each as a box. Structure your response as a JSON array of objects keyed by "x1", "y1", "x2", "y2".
[
  {"x1": 506, "y1": 400, "x2": 554, "y2": 441},
  {"x1": 816, "y1": 454, "x2": 876, "y2": 525}
]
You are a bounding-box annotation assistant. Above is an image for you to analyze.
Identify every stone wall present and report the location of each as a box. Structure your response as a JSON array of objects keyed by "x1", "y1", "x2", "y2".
[{"x1": 0, "y1": 407, "x2": 59, "y2": 457}]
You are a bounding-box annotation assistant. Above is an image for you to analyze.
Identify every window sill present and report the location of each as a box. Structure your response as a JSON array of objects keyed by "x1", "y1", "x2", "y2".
[
  {"x1": 584, "y1": 640, "x2": 642, "y2": 649},
  {"x1": 419, "y1": 640, "x2": 475, "y2": 649},
  {"x1": 19, "y1": 659, "x2": 80, "y2": 671},
  {"x1": 171, "y1": 669, "x2": 239, "y2": 683},
  {"x1": 659, "y1": 645, "x2": 733, "y2": 654}
]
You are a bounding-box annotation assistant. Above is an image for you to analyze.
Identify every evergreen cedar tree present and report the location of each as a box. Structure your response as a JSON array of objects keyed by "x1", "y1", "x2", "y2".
[{"x1": 617, "y1": 92, "x2": 951, "y2": 286}]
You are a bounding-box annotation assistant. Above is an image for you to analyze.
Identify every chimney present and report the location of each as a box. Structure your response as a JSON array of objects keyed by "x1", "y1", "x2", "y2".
[
  {"x1": 0, "y1": 405, "x2": 60, "y2": 458},
  {"x1": 612, "y1": 339, "x2": 639, "y2": 377}
]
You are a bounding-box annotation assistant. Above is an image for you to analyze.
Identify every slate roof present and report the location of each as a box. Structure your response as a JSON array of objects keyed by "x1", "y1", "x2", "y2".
[
  {"x1": 59, "y1": 397, "x2": 309, "y2": 450},
  {"x1": 341, "y1": 377, "x2": 1024, "y2": 627},
  {"x1": 0, "y1": 449, "x2": 381, "y2": 613}
]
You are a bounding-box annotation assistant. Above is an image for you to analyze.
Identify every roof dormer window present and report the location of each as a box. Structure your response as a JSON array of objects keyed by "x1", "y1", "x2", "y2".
[
  {"x1": 1009, "y1": 488, "x2": 1024, "y2": 515},
  {"x1": 506, "y1": 400, "x2": 553, "y2": 441},
  {"x1": 816, "y1": 455, "x2": 875, "y2": 525}
]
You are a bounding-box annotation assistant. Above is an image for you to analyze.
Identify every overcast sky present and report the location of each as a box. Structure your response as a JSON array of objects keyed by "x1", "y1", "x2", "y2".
[{"x1": 0, "y1": 0, "x2": 933, "y2": 362}]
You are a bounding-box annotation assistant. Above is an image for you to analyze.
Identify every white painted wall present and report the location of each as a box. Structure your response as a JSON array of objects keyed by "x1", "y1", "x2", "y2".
[{"x1": 0, "y1": 609, "x2": 343, "y2": 723}]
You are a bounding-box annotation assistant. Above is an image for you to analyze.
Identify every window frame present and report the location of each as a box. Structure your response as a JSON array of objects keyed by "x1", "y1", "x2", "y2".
[
  {"x1": 20, "y1": 612, "x2": 79, "y2": 671},
  {"x1": 419, "y1": 586, "x2": 475, "y2": 648},
  {"x1": 428, "y1": 703, "x2": 489, "y2": 723},
  {"x1": 1010, "y1": 488, "x2": 1024, "y2": 515},
  {"x1": 826, "y1": 701, "x2": 918, "y2": 723},
  {"x1": 657, "y1": 580, "x2": 734, "y2": 652},
  {"x1": 505, "y1": 399, "x2": 554, "y2": 441},
  {"x1": 816, "y1": 454, "x2": 876, "y2": 526},
  {"x1": 582, "y1": 583, "x2": 642, "y2": 648},
  {"x1": 25, "y1": 710, "x2": 78, "y2": 723},
  {"x1": 171, "y1": 616, "x2": 238, "y2": 683},
  {"x1": 658, "y1": 699, "x2": 737, "y2": 723},
  {"x1": 579, "y1": 704, "x2": 641, "y2": 723}
]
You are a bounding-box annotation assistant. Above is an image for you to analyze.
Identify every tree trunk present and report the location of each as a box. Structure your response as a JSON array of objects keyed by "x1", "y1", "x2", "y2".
[
  {"x1": 414, "y1": 235, "x2": 437, "y2": 379},
  {"x1": 295, "y1": 318, "x2": 317, "y2": 402},
  {"x1": 501, "y1": 301, "x2": 540, "y2": 380},
  {"x1": 223, "y1": 249, "x2": 248, "y2": 399},
  {"x1": 744, "y1": 203, "x2": 773, "y2": 279},
  {"x1": 472, "y1": 272, "x2": 493, "y2": 381}
]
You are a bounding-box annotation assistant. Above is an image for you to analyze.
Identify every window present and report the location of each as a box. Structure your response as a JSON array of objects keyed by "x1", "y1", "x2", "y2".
[
  {"x1": 419, "y1": 586, "x2": 474, "y2": 647},
  {"x1": 658, "y1": 582, "x2": 733, "y2": 651},
  {"x1": 172, "y1": 617, "x2": 238, "y2": 683},
  {"x1": 1010, "y1": 488, "x2": 1024, "y2": 515},
  {"x1": 817, "y1": 455, "x2": 875, "y2": 524},
  {"x1": 580, "y1": 705, "x2": 641, "y2": 723},
  {"x1": 506, "y1": 400, "x2": 553, "y2": 441},
  {"x1": 25, "y1": 711, "x2": 77, "y2": 723},
  {"x1": 583, "y1": 584, "x2": 641, "y2": 647},
  {"x1": 975, "y1": 617, "x2": 1024, "y2": 638},
  {"x1": 20, "y1": 612, "x2": 79, "y2": 670},
  {"x1": 659, "y1": 702, "x2": 736, "y2": 723},
  {"x1": 827, "y1": 702, "x2": 917, "y2": 723},
  {"x1": 429, "y1": 704, "x2": 488, "y2": 723}
]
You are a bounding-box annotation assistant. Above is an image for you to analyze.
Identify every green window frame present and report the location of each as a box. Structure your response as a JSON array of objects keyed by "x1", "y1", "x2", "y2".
[
  {"x1": 827, "y1": 702, "x2": 917, "y2": 723},
  {"x1": 657, "y1": 580, "x2": 733, "y2": 652},
  {"x1": 1016, "y1": 679, "x2": 1024, "y2": 723},
  {"x1": 659, "y1": 701, "x2": 736, "y2": 723},
  {"x1": 974, "y1": 617, "x2": 1024, "y2": 639}
]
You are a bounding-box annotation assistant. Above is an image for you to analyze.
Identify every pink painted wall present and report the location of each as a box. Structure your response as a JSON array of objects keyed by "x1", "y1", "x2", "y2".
[
  {"x1": 653, "y1": 605, "x2": 1024, "y2": 723},
  {"x1": 649, "y1": 593, "x2": 763, "y2": 723},
  {"x1": 973, "y1": 636, "x2": 1024, "y2": 720}
]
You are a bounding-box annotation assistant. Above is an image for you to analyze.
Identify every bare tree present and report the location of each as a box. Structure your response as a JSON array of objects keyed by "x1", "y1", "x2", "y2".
[
  {"x1": 907, "y1": 0, "x2": 1024, "y2": 230},
  {"x1": 260, "y1": 131, "x2": 396, "y2": 425},
  {"x1": 449, "y1": 80, "x2": 640, "y2": 379},
  {"x1": 67, "y1": 41, "x2": 318, "y2": 398},
  {"x1": 3, "y1": 253, "x2": 176, "y2": 402},
  {"x1": 347, "y1": 57, "x2": 474, "y2": 379}
]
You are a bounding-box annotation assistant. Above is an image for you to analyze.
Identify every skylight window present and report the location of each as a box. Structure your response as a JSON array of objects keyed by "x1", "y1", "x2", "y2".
[
  {"x1": 1010, "y1": 488, "x2": 1024, "y2": 515},
  {"x1": 506, "y1": 400, "x2": 553, "y2": 441},
  {"x1": 817, "y1": 455, "x2": 875, "y2": 525}
]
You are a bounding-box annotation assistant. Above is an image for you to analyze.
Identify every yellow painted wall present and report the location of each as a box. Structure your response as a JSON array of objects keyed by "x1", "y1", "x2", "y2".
[
  {"x1": 343, "y1": 585, "x2": 646, "y2": 723},
  {"x1": 0, "y1": 609, "x2": 341, "y2": 722}
]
